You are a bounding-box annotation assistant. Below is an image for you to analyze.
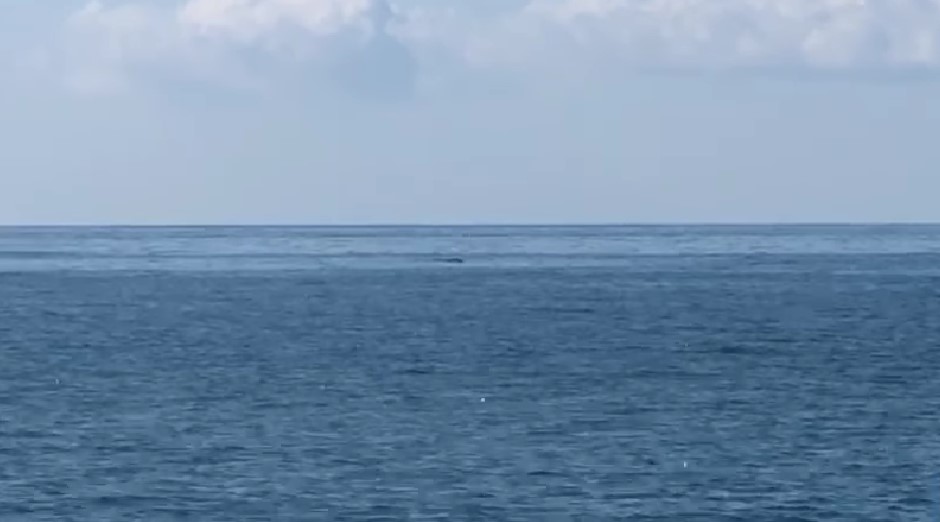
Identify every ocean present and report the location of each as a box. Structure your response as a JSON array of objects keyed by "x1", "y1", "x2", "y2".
[{"x1": 1, "y1": 225, "x2": 939, "y2": 521}]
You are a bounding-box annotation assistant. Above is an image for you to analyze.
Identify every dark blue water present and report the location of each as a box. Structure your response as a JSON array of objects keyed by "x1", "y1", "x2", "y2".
[{"x1": 2, "y1": 225, "x2": 940, "y2": 521}]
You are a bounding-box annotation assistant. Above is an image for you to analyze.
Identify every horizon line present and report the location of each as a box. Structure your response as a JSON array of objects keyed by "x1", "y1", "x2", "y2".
[{"x1": 1, "y1": 221, "x2": 939, "y2": 228}]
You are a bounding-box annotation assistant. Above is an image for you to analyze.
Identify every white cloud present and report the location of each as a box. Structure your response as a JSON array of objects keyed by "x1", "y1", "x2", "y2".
[
  {"x1": 50, "y1": 0, "x2": 940, "y2": 97},
  {"x1": 506, "y1": 0, "x2": 940, "y2": 69},
  {"x1": 178, "y1": 0, "x2": 377, "y2": 40},
  {"x1": 60, "y1": 0, "x2": 419, "y2": 96}
]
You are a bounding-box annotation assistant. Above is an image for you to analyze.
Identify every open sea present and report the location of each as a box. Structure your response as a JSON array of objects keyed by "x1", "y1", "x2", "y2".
[{"x1": 2, "y1": 225, "x2": 940, "y2": 521}]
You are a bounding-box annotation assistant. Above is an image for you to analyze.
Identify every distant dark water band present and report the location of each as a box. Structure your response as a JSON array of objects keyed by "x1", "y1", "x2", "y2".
[{"x1": 5, "y1": 251, "x2": 940, "y2": 260}]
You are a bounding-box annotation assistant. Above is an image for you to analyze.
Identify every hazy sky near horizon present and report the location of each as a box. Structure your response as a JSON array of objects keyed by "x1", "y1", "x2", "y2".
[{"x1": 2, "y1": 0, "x2": 940, "y2": 224}]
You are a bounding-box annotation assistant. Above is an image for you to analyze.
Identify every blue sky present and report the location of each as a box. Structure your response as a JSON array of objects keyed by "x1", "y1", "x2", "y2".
[{"x1": 2, "y1": 0, "x2": 940, "y2": 225}]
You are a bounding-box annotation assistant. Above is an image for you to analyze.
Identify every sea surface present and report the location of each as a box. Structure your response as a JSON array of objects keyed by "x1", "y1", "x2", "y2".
[{"x1": 2, "y1": 225, "x2": 940, "y2": 521}]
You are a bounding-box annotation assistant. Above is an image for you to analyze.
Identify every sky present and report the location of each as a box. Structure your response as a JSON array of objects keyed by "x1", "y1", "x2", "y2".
[{"x1": 2, "y1": 0, "x2": 940, "y2": 225}]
